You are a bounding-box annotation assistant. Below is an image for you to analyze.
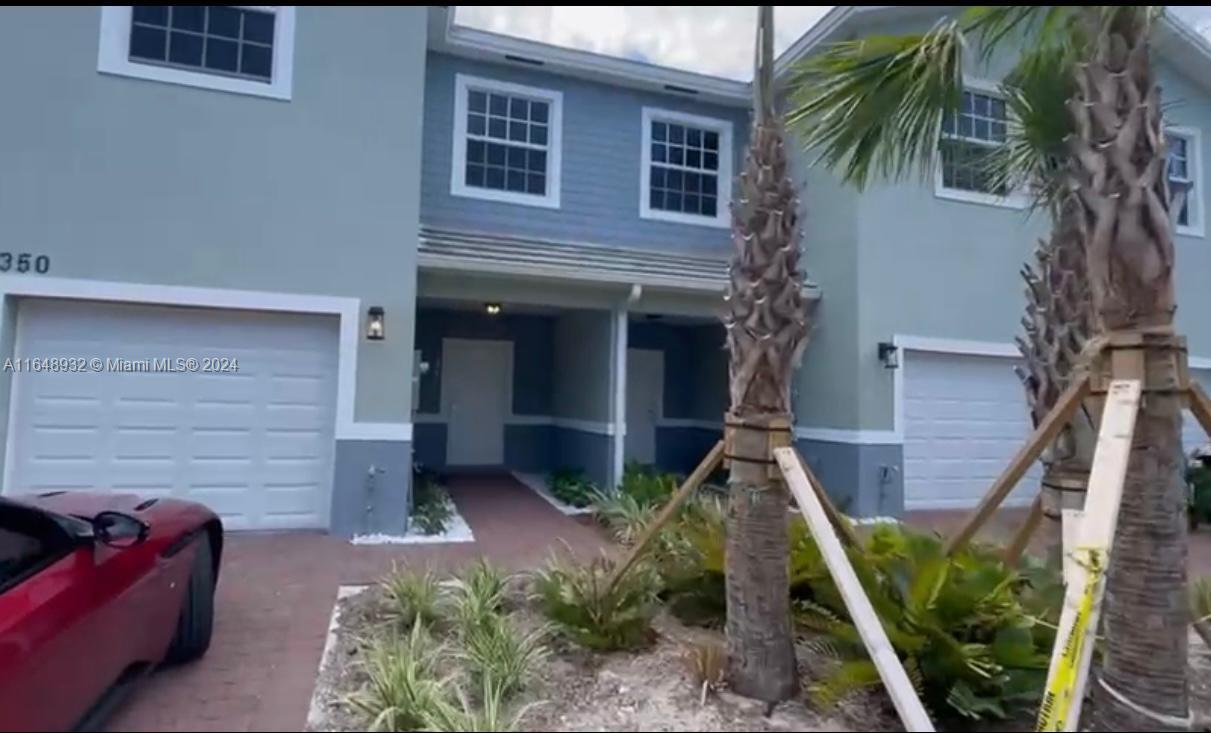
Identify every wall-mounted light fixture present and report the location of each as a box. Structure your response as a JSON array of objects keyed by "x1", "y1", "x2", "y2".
[
  {"x1": 366, "y1": 306, "x2": 385, "y2": 340},
  {"x1": 877, "y1": 341, "x2": 899, "y2": 370},
  {"x1": 485, "y1": 303, "x2": 502, "y2": 316}
]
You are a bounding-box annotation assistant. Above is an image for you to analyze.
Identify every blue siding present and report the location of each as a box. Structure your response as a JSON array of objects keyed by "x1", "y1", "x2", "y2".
[
  {"x1": 415, "y1": 308, "x2": 554, "y2": 416},
  {"x1": 413, "y1": 423, "x2": 447, "y2": 470},
  {"x1": 656, "y1": 426, "x2": 719, "y2": 475},
  {"x1": 422, "y1": 52, "x2": 749, "y2": 255},
  {"x1": 505, "y1": 424, "x2": 557, "y2": 473},
  {"x1": 554, "y1": 428, "x2": 612, "y2": 488}
]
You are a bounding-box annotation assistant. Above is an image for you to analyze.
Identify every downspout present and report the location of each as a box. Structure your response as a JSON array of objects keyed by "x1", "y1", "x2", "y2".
[{"x1": 611, "y1": 284, "x2": 643, "y2": 489}]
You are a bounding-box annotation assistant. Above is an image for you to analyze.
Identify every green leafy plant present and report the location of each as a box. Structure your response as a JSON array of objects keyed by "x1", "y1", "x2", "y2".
[
  {"x1": 1190, "y1": 576, "x2": 1211, "y2": 650},
  {"x1": 455, "y1": 612, "x2": 549, "y2": 698},
  {"x1": 380, "y1": 564, "x2": 443, "y2": 630},
  {"x1": 547, "y1": 468, "x2": 597, "y2": 508},
  {"x1": 531, "y1": 552, "x2": 659, "y2": 651},
  {"x1": 618, "y1": 461, "x2": 678, "y2": 507},
  {"x1": 421, "y1": 677, "x2": 535, "y2": 732},
  {"x1": 445, "y1": 558, "x2": 509, "y2": 633},
  {"x1": 412, "y1": 477, "x2": 455, "y2": 535},
  {"x1": 590, "y1": 488, "x2": 656, "y2": 546},
  {"x1": 346, "y1": 619, "x2": 451, "y2": 731},
  {"x1": 796, "y1": 524, "x2": 1059, "y2": 722}
]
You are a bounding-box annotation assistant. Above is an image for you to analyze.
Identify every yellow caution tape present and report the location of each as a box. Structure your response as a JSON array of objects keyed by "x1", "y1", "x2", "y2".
[{"x1": 1036, "y1": 550, "x2": 1104, "y2": 732}]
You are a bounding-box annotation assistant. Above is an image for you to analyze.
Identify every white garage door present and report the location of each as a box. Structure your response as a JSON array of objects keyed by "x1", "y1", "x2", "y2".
[
  {"x1": 5, "y1": 299, "x2": 339, "y2": 531},
  {"x1": 903, "y1": 351, "x2": 1040, "y2": 510}
]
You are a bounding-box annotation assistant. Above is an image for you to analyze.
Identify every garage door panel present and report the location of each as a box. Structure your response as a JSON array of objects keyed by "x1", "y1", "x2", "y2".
[
  {"x1": 904, "y1": 351, "x2": 1039, "y2": 510},
  {"x1": 7, "y1": 300, "x2": 338, "y2": 530}
]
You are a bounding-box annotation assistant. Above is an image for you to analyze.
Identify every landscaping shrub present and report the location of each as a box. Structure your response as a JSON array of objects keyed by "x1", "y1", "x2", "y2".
[
  {"x1": 380, "y1": 564, "x2": 443, "y2": 630},
  {"x1": 547, "y1": 468, "x2": 597, "y2": 508},
  {"x1": 445, "y1": 558, "x2": 509, "y2": 632},
  {"x1": 531, "y1": 553, "x2": 659, "y2": 651},
  {"x1": 684, "y1": 640, "x2": 727, "y2": 702},
  {"x1": 455, "y1": 612, "x2": 549, "y2": 698},
  {"x1": 590, "y1": 489, "x2": 656, "y2": 546},
  {"x1": 618, "y1": 460, "x2": 678, "y2": 507},
  {"x1": 422, "y1": 677, "x2": 534, "y2": 732},
  {"x1": 1191, "y1": 576, "x2": 1211, "y2": 649},
  {"x1": 412, "y1": 476, "x2": 455, "y2": 535},
  {"x1": 797, "y1": 523, "x2": 1060, "y2": 722},
  {"x1": 347, "y1": 619, "x2": 451, "y2": 731}
]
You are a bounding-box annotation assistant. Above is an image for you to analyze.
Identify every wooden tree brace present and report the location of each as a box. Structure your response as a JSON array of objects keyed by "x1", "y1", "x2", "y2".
[
  {"x1": 1187, "y1": 381, "x2": 1211, "y2": 438},
  {"x1": 944, "y1": 375, "x2": 1091, "y2": 556},
  {"x1": 1003, "y1": 493, "x2": 1044, "y2": 567},
  {"x1": 1087, "y1": 331, "x2": 1187, "y2": 395},
  {"x1": 602, "y1": 441, "x2": 724, "y2": 595},
  {"x1": 723, "y1": 413, "x2": 794, "y2": 480}
]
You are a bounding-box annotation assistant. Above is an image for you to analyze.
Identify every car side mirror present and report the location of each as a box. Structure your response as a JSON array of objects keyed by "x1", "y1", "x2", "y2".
[{"x1": 93, "y1": 511, "x2": 149, "y2": 549}]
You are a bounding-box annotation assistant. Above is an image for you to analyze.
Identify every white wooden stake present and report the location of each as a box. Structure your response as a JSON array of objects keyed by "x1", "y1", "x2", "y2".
[
  {"x1": 775, "y1": 447, "x2": 935, "y2": 733},
  {"x1": 1036, "y1": 379, "x2": 1141, "y2": 732}
]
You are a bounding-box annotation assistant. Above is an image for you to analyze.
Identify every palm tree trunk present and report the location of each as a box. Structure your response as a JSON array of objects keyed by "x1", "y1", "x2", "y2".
[
  {"x1": 721, "y1": 6, "x2": 808, "y2": 703},
  {"x1": 1016, "y1": 194, "x2": 1096, "y2": 565},
  {"x1": 1068, "y1": 8, "x2": 1187, "y2": 730}
]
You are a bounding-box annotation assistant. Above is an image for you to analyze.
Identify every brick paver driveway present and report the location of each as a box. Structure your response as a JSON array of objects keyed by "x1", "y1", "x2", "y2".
[{"x1": 105, "y1": 473, "x2": 607, "y2": 732}]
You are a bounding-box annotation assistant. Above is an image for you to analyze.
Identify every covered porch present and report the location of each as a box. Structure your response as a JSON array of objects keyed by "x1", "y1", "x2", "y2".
[{"x1": 414, "y1": 226, "x2": 735, "y2": 489}]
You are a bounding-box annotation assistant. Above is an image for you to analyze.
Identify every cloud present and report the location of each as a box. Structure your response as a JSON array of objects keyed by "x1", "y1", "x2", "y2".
[
  {"x1": 453, "y1": 6, "x2": 836, "y2": 81},
  {"x1": 454, "y1": 6, "x2": 1211, "y2": 81}
]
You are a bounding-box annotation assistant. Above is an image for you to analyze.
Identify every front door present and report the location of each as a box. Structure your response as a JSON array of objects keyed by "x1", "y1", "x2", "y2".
[
  {"x1": 625, "y1": 348, "x2": 663, "y2": 466},
  {"x1": 443, "y1": 338, "x2": 512, "y2": 466}
]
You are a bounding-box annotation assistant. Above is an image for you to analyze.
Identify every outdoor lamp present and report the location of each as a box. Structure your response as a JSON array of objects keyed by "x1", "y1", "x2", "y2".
[
  {"x1": 367, "y1": 306, "x2": 385, "y2": 340},
  {"x1": 877, "y1": 341, "x2": 899, "y2": 370},
  {"x1": 485, "y1": 303, "x2": 502, "y2": 316}
]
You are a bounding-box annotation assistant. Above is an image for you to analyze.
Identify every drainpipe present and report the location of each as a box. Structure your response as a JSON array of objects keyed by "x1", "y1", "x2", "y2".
[{"x1": 611, "y1": 285, "x2": 642, "y2": 489}]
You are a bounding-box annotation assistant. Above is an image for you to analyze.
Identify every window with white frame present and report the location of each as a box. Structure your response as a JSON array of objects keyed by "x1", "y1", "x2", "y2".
[
  {"x1": 938, "y1": 88, "x2": 1011, "y2": 200},
  {"x1": 641, "y1": 108, "x2": 732, "y2": 227},
  {"x1": 97, "y1": 6, "x2": 296, "y2": 100},
  {"x1": 1167, "y1": 128, "x2": 1203, "y2": 236},
  {"x1": 451, "y1": 75, "x2": 563, "y2": 208}
]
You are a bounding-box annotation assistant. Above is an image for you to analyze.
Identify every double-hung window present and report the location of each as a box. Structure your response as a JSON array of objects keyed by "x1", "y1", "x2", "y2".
[
  {"x1": 641, "y1": 108, "x2": 733, "y2": 227},
  {"x1": 451, "y1": 75, "x2": 563, "y2": 208},
  {"x1": 937, "y1": 86, "x2": 1022, "y2": 207},
  {"x1": 1167, "y1": 127, "x2": 1204, "y2": 236},
  {"x1": 98, "y1": 6, "x2": 296, "y2": 100}
]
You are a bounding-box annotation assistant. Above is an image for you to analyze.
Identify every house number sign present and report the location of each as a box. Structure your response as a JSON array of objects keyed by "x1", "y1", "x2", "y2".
[{"x1": 0, "y1": 253, "x2": 50, "y2": 274}]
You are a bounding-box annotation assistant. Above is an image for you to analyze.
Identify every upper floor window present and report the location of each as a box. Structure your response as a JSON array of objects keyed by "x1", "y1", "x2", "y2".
[
  {"x1": 98, "y1": 6, "x2": 296, "y2": 101},
  {"x1": 451, "y1": 75, "x2": 563, "y2": 209},
  {"x1": 641, "y1": 108, "x2": 733, "y2": 228},
  {"x1": 1167, "y1": 128, "x2": 1204, "y2": 237},
  {"x1": 936, "y1": 85, "x2": 1023, "y2": 208}
]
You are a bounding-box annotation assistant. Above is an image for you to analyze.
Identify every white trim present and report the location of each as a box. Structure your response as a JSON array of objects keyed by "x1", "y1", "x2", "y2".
[
  {"x1": 640, "y1": 107, "x2": 734, "y2": 229},
  {"x1": 450, "y1": 74, "x2": 563, "y2": 209},
  {"x1": 657, "y1": 417, "x2": 721, "y2": 430},
  {"x1": 97, "y1": 6, "x2": 296, "y2": 101},
  {"x1": 0, "y1": 275, "x2": 394, "y2": 451},
  {"x1": 934, "y1": 78, "x2": 1028, "y2": 211},
  {"x1": 554, "y1": 417, "x2": 615, "y2": 436},
  {"x1": 1168, "y1": 125, "x2": 1205, "y2": 238},
  {"x1": 339, "y1": 423, "x2": 413, "y2": 442},
  {"x1": 794, "y1": 427, "x2": 902, "y2": 445},
  {"x1": 611, "y1": 306, "x2": 628, "y2": 487},
  {"x1": 502, "y1": 414, "x2": 551, "y2": 427},
  {"x1": 892, "y1": 334, "x2": 1020, "y2": 359}
]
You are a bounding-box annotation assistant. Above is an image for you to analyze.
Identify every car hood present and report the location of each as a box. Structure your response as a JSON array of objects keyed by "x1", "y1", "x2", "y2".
[{"x1": 23, "y1": 491, "x2": 150, "y2": 518}]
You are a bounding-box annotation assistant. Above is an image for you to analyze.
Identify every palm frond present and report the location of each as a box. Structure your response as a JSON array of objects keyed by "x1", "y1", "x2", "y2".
[{"x1": 785, "y1": 19, "x2": 966, "y2": 189}]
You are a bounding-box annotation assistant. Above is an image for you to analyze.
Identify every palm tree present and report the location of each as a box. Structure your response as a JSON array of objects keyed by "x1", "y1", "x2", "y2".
[
  {"x1": 720, "y1": 5, "x2": 808, "y2": 702},
  {"x1": 785, "y1": 5, "x2": 1187, "y2": 729},
  {"x1": 787, "y1": 10, "x2": 1097, "y2": 558}
]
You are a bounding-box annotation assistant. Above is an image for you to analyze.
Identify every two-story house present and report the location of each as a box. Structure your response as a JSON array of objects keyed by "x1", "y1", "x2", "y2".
[{"x1": 1, "y1": 6, "x2": 1209, "y2": 538}]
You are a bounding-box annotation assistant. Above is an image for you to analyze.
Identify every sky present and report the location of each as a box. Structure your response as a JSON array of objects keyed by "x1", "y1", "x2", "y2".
[{"x1": 454, "y1": 6, "x2": 1211, "y2": 82}]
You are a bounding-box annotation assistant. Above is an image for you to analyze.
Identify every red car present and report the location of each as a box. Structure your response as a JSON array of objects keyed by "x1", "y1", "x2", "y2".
[{"x1": 0, "y1": 492, "x2": 222, "y2": 732}]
